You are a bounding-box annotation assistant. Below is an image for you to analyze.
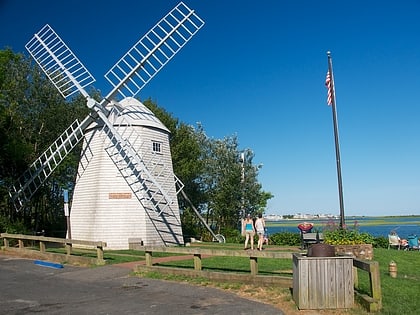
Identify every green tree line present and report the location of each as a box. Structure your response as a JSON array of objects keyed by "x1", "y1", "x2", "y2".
[{"x1": 0, "y1": 48, "x2": 272, "y2": 240}]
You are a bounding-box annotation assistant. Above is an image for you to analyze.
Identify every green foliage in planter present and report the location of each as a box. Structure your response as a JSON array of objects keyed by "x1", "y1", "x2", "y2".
[
  {"x1": 322, "y1": 219, "x2": 375, "y2": 245},
  {"x1": 324, "y1": 230, "x2": 373, "y2": 246},
  {"x1": 324, "y1": 229, "x2": 374, "y2": 245}
]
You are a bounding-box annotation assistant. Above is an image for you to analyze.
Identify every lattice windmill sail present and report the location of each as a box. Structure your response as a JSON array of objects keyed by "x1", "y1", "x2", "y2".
[{"x1": 9, "y1": 2, "x2": 204, "y2": 249}]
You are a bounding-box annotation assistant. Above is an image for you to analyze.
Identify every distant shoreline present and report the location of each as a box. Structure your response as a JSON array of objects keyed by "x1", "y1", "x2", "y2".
[
  {"x1": 265, "y1": 214, "x2": 420, "y2": 220},
  {"x1": 265, "y1": 215, "x2": 420, "y2": 228}
]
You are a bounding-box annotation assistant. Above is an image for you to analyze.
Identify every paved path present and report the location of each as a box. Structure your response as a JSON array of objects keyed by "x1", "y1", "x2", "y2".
[{"x1": 0, "y1": 254, "x2": 284, "y2": 315}]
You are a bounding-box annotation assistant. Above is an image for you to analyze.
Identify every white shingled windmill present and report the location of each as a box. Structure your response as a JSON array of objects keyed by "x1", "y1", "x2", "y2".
[{"x1": 9, "y1": 2, "x2": 205, "y2": 249}]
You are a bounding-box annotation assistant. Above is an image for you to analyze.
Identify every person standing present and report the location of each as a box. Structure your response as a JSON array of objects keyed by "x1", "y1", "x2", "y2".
[
  {"x1": 243, "y1": 214, "x2": 255, "y2": 250},
  {"x1": 255, "y1": 213, "x2": 265, "y2": 251}
]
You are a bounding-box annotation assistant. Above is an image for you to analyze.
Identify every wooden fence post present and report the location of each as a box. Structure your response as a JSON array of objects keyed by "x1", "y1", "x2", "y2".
[
  {"x1": 250, "y1": 256, "x2": 258, "y2": 275},
  {"x1": 3, "y1": 237, "x2": 9, "y2": 247},
  {"x1": 369, "y1": 261, "x2": 382, "y2": 310},
  {"x1": 96, "y1": 245, "x2": 104, "y2": 260},
  {"x1": 194, "y1": 253, "x2": 202, "y2": 270},
  {"x1": 39, "y1": 241, "x2": 46, "y2": 253},
  {"x1": 145, "y1": 251, "x2": 153, "y2": 267}
]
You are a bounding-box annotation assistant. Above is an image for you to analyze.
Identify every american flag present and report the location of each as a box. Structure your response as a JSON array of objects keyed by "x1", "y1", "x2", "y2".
[{"x1": 325, "y1": 70, "x2": 333, "y2": 106}]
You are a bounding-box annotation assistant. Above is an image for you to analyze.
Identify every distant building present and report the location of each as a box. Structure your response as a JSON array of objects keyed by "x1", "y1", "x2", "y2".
[{"x1": 264, "y1": 213, "x2": 339, "y2": 221}]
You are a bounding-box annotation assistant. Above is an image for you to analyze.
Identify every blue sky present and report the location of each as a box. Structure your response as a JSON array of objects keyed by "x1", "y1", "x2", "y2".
[{"x1": 1, "y1": 0, "x2": 420, "y2": 217}]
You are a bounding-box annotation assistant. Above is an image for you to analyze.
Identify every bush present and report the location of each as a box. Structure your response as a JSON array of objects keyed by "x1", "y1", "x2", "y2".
[
  {"x1": 0, "y1": 216, "x2": 28, "y2": 234},
  {"x1": 269, "y1": 232, "x2": 301, "y2": 246},
  {"x1": 221, "y1": 228, "x2": 243, "y2": 243},
  {"x1": 373, "y1": 236, "x2": 388, "y2": 248}
]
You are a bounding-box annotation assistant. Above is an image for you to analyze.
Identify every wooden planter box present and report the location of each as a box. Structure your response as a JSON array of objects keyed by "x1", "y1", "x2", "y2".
[
  {"x1": 292, "y1": 253, "x2": 354, "y2": 310},
  {"x1": 334, "y1": 244, "x2": 373, "y2": 260}
]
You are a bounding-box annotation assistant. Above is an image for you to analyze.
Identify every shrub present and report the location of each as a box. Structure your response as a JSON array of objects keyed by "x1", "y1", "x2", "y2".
[
  {"x1": 373, "y1": 236, "x2": 388, "y2": 248},
  {"x1": 269, "y1": 232, "x2": 300, "y2": 246},
  {"x1": 222, "y1": 228, "x2": 243, "y2": 243},
  {"x1": 0, "y1": 217, "x2": 28, "y2": 235}
]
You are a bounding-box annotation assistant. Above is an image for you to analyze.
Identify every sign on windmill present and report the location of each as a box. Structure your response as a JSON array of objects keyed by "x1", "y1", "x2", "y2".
[{"x1": 9, "y1": 2, "x2": 205, "y2": 249}]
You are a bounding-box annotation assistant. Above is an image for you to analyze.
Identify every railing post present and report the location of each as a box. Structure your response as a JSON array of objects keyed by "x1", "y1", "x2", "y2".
[
  {"x1": 250, "y1": 256, "x2": 258, "y2": 275},
  {"x1": 369, "y1": 261, "x2": 382, "y2": 308},
  {"x1": 18, "y1": 239, "x2": 24, "y2": 249},
  {"x1": 193, "y1": 253, "x2": 202, "y2": 270},
  {"x1": 65, "y1": 243, "x2": 72, "y2": 255},
  {"x1": 353, "y1": 265, "x2": 359, "y2": 289},
  {"x1": 96, "y1": 244, "x2": 104, "y2": 260},
  {"x1": 145, "y1": 251, "x2": 153, "y2": 267},
  {"x1": 39, "y1": 241, "x2": 46, "y2": 253},
  {"x1": 3, "y1": 237, "x2": 9, "y2": 247}
]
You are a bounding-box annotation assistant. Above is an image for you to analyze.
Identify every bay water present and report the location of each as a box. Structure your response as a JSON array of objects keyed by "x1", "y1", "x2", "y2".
[{"x1": 266, "y1": 216, "x2": 420, "y2": 239}]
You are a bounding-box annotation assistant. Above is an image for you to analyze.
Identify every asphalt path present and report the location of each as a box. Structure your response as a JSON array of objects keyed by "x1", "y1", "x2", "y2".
[{"x1": 0, "y1": 255, "x2": 284, "y2": 315}]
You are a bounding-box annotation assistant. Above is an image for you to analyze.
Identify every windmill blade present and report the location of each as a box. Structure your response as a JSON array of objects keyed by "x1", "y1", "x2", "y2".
[
  {"x1": 9, "y1": 116, "x2": 95, "y2": 210},
  {"x1": 25, "y1": 24, "x2": 95, "y2": 99},
  {"x1": 104, "y1": 1, "x2": 204, "y2": 100}
]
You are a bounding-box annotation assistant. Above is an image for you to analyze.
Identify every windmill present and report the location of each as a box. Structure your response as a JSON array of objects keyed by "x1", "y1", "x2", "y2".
[{"x1": 9, "y1": 2, "x2": 205, "y2": 249}]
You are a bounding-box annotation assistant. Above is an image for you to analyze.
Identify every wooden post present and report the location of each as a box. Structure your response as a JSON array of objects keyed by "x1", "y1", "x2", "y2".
[
  {"x1": 65, "y1": 243, "x2": 72, "y2": 255},
  {"x1": 145, "y1": 251, "x2": 153, "y2": 267},
  {"x1": 353, "y1": 266, "x2": 359, "y2": 289},
  {"x1": 193, "y1": 253, "x2": 202, "y2": 270},
  {"x1": 18, "y1": 239, "x2": 24, "y2": 248},
  {"x1": 96, "y1": 245, "x2": 104, "y2": 260},
  {"x1": 3, "y1": 237, "x2": 9, "y2": 247},
  {"x1": 39, "y1": 241, "x2": 46, "y2": 253},
  {"x1": 369, "y1": 261, "x2": 382, "y2": 310},
  {"x1": 250, "y1": 256, "x2": 258, "y2": 275}
]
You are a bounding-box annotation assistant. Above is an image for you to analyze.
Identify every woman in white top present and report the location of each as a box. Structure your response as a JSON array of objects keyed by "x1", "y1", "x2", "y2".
[{"x1": 255, "y1": 213, "x2": 265, "y2": 251}]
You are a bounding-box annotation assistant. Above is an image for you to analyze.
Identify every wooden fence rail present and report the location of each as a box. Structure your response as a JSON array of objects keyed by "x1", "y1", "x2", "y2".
[
  {"x1": 132, "y1": 245, "x2": 382, "y2": 312},
  {"x1": 0, "y1": 233, "x2": 107, "y2": 265},
  {"x1": 353, "y1": 258, "x2": 382, "y2": 312},
  {"x1": 137, "y1": 245, "x2": 292, "y2": 276}
]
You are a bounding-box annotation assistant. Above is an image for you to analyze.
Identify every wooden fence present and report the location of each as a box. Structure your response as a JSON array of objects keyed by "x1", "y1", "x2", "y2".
[
  {"x1": 353, "y1": 258, "x2": 382, "y2": 312},
  {"x1": 132, "y1": 245, "x2": 382, "y2": 312},
  {"x1": 0, "y1": 235, "x2": 381, "y2": 311},
  {"x1": 0, "y1": 233, "x2": 107, "y2": 265},
  {"x1": 140, "y1": 245, "x2": 292, "y2": 275}
]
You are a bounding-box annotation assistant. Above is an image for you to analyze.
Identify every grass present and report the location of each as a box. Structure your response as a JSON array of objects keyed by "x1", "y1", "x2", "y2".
[
  {"x1": 155, "y1": 253, "x2": 293, "y2": 276},
  {"x1": 367, "y1": 248, "x2": 420, "y2": 315}
]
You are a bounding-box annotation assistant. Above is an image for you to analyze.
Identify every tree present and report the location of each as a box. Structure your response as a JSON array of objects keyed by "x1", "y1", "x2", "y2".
[
  {"x1": 144, "y1": 99, "x2": 273, "y2": 237},
  {"x1": 202, "y1": 138, "x2": 273, "y2": 235},
  {"x1": 0, "y1": 48, "x2": 89, "y2": 234}
]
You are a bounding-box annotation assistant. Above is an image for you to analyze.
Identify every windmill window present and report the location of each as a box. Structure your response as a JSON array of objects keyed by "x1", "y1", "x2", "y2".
[{"x1": 152, "y1": 141, "x2": 162, "y2": 153}]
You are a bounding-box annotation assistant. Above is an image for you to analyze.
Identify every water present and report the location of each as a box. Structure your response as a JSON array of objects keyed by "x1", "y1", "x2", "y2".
[{"x1": 266, "y1": 216, "x2": 420, "y2": 239}]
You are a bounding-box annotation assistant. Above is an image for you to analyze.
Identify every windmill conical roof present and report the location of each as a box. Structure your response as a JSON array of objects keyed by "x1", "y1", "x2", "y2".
[{"x1": 109, "y1": 97, "x2": 169, "y2": 133}]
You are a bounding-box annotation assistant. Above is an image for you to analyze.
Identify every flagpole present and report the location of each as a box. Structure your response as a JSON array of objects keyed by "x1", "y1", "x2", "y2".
[{"x1": 326, "y1": 51, "x2": 345, "y2": 229}]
